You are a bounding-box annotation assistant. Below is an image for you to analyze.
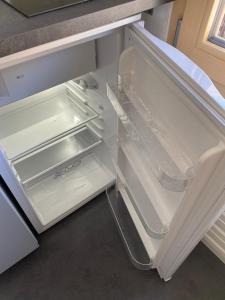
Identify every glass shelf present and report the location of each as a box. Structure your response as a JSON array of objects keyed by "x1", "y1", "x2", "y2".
[
  {"x1": 0, "y1": 84, "x2": 98, "y2": 160},
  {"x1": 13, "y1": 126, "x2": 102, "y2": 187}
]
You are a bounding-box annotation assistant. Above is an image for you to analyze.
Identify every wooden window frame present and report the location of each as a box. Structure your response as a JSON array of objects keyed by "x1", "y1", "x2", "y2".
[
  {"x1": 208, "y1": 0, "x2": 225, "y2": 48},
  {"x1": 177, "y1": 0, "x2": 225, "y2": 96}
]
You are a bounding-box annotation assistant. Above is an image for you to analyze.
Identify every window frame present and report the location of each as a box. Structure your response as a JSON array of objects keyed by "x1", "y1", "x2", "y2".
[
  {"x1": 208, "y1": 0, "x2": 225, "y2": 48},
  {"x1": 176, "y1": 0, "x2": 225, "y2": 97}
]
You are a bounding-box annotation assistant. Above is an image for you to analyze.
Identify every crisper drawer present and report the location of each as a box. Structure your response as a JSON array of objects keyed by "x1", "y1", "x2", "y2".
[{"x1": 0, "y1": 40, "x2": 96, "y2": 106}]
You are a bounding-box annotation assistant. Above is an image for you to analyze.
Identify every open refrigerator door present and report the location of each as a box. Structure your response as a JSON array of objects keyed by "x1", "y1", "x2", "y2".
[{"x1": 106, "y1": 22, "x2": 225, "y2": 281}]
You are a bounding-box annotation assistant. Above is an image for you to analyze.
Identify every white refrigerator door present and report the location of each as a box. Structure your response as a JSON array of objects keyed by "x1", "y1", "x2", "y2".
[
  {"x1": 109, "y1": 22, "x2": 225, "y2": 281},
  {"x1": 0, "y1": 185, "x2": 39, "y2": 273}
]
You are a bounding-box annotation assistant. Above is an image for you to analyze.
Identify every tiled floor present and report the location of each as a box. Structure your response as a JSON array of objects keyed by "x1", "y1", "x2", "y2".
[{"x1": 0, "y1": 192, "x2": 225, "y2": 300}]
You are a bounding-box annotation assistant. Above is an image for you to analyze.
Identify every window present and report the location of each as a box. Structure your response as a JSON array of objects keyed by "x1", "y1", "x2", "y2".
[
  {"x1": 208, "y1": 0, "x2": 225, "y2": 48},
  {"x1": 176, "y1": 0, "x2": 225, "y2": 97}
]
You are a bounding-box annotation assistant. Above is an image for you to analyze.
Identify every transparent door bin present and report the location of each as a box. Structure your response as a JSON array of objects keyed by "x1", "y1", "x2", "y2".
[
  {"x1": 114, "y1": 88, "x2": 195, "y2": 193},
  {"x1": 117, "y1": 147, "x2": 168, "y2": 239},
  {"x1": 106, "y1": 186, "x2": 152, "y2": 270},
  {"x1": 13, "y1": 126, "x2": 102, "y2": 187},
  {"x1": 0, "y1": 83, "x2": 98, "y2": 160}
]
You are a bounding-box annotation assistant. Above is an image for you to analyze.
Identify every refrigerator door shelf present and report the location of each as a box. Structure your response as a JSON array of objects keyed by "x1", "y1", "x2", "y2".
[
  {"x1": 118, "y1": 89, "x2": 194, "y2": 192},
  {"x1": 25, "y1": 153, "x2": 115, "y2": 227},
  {"x1": 107, "y1": 84, "x2": 196, "y2": 195},
  {"x1": 116, "y1": 177, "x2": 161, "y2": 261},
  {"x1": 107, "y1": 86, "x2": 187, "y2": 231},
  {"x1": 125, "y1": 23, "x2": 225, "y2": 132},
  {"x1": 0, "y1": 83, "x2": 98, "y2": 160},
  {"x1": 13, "y1": 126, "x2": 102, "y2": 188},
  {"x1": 117, "y1": 146, "x2": 169, "y2": 239},
  {"x1": 106, "y1": 185, "x2": 153, "y2": 270}
]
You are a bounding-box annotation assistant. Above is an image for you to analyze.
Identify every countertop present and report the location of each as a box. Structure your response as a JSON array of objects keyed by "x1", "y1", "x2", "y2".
[{"x1": 0, "y1": 0, "x2": 169, "y2": 58}]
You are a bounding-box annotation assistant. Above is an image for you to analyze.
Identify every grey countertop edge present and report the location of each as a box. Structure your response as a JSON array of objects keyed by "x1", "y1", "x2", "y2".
[{"x1": 0, "y1": 0, "x2": 169, "y2": 58}]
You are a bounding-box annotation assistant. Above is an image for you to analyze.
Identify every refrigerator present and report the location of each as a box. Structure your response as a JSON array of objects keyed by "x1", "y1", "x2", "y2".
[{"x1": 0, "y1": 19, "x2": 225, "y2": 280}]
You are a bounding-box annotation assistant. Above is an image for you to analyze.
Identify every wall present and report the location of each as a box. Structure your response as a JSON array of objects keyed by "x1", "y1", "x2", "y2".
[{"x1": 143, "y1": 2, "x2": 173, "y2": 41}]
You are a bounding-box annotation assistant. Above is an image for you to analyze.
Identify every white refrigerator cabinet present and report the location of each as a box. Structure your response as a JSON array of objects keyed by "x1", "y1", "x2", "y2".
[
  {"x1": 0, "y1": 17, "x2": 225, "y2": 280},
  {"x1": 0, "y1": 185, "x2": 38, "y2": 274}
]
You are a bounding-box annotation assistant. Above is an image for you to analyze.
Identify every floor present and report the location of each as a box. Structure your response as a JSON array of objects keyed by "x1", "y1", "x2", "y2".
[{"x1": 1, "y1": 193, "x2": 225, "y2": 300}]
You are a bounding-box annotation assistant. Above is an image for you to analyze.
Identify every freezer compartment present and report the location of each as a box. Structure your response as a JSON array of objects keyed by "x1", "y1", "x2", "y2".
[
  {"x1": 117, "y1": 47, "x2": 220, "y2": 192},
  {"x1": 24, "y1": 153, "x2": 115, "y2": 227},
  {"x1": 12, "y1": 126, "x2": 102, "y2": 188},
  {"x1": 117, "y1": 146, "x2": 169, "y2": 239},
  {"x1": 106, "y1": 185, "x2": 152, "y2": 270},
  {"x1": 0, "y1": 83, "x2": 98, "y2": 160}
]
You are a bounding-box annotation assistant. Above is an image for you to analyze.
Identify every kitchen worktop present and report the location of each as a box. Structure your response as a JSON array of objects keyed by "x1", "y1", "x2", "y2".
[{"x1": 0, "y1": 0, "x2": 169, "y2": 58}]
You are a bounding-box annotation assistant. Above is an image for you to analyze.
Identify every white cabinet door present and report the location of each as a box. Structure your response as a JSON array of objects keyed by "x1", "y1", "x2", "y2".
[
  {"x1": 0, "y1": 185, "x2": 39, "y2": 273},
  {"x1": 107, "y1": 22, "x2": 225, "y2": 281}
]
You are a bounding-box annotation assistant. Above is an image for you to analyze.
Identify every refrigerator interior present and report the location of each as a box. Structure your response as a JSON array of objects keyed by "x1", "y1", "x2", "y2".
[
  {"x1": 0, "y1": 73, "x2": 117, "y2": 228},
  {"x1": 0, "y1": 28, "x2": 122, "y2": 232}
]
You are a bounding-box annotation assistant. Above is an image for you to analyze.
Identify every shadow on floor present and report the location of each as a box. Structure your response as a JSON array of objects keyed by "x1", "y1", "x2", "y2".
[{"x1": 0, "y1": 192, "x2": 225, "y2": 300}]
